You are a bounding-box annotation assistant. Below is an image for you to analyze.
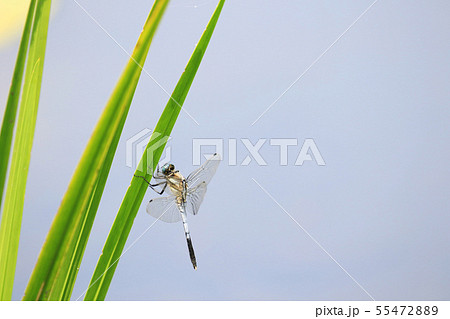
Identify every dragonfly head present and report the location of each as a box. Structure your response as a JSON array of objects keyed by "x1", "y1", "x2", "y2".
[{"x1": 161, "y1": 163, "x2": 175, "y2": 176}]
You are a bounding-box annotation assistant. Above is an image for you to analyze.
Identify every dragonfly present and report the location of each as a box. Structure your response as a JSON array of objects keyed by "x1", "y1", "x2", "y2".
[{"x1": 135, "y1": 153, "x2": 221, "y2": 269}]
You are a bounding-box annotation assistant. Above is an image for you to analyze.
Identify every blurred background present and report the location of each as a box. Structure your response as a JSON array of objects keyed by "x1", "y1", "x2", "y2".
[{"x1": 0, "y1": 0, "x2": 449, "y2": 300}]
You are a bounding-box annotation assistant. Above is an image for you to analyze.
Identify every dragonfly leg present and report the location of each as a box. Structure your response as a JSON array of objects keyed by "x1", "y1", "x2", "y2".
[
  {"x1": 134, "y1": 175, "x2": 168, "y2": 195},
  {"x1": 156, "y1": 182, "x2": 168, "y2": 195}
]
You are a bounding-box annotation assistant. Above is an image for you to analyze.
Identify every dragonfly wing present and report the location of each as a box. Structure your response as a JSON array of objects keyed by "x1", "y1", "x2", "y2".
[
  {"x1": 186, "y1": 153, "x2": 221, "y2": 188},
  {"x1": 146, "y1": 195, "x2": 182, "y2": 223},
  {"x1": 186, "y1": 182, "x2": 207, "y2": 216}
]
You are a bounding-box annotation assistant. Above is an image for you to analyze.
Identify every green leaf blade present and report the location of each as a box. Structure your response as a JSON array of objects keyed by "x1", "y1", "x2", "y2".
[
  {"x1": 0, "y1": 0, "x2": 52, "y2": 301},
  {"x1": 0, "y1": 0, "x2": 36, "y2": 209},
  {"x1": 22, "y1": 0, "x2": 170, "y2": 301},
  {"x1": 84, "y1": 0, "x2": 225, "y2": 301}
]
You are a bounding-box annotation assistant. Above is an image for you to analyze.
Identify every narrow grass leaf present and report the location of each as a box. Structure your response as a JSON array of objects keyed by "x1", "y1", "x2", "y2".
[
  {"x1": 23, "y1": 0, "x2": 169, "y2": 300},
  {"x1": 0, "y1": 0, "x2": 51, "y2": 301},
  {"x1": 59, "y1": 113, "x2": 127, "y2": 301},
  {"x1": 0, "y1": 0, "x2": 36, "y2": 209},
  {"x1": 84, "y1": 0, "x2": 225, "y2": 301}
]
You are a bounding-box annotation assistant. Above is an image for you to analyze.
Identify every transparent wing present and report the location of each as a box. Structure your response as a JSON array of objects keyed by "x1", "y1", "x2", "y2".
[
  {"x1": 146, "y1": 196, "x2": 182, "y2": 223},
  {"x1": 186, "y1": 153, "x2": 221, "y2": 188},
  {"x1": 186, "y1": 182, "x2": 207, "y2": 216}
]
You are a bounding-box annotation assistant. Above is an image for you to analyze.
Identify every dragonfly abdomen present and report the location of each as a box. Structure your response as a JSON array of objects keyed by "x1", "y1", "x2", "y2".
[{"x1": 179, "y1": 206, "x2": 197, "y2": 269}]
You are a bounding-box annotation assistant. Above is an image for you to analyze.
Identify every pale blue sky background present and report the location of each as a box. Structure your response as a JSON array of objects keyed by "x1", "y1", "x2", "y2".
[{"x1": 0, "y1": 0, "x2": 449, "y2": 300}]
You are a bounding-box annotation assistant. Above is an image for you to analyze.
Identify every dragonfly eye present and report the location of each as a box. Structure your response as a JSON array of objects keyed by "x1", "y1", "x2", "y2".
[
  {"x1": 161, "y1": 163, "x2": 170, "y2": 175},
  {"x1": 161, "y1": 163, "x2": 175, "y2": 175}
]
